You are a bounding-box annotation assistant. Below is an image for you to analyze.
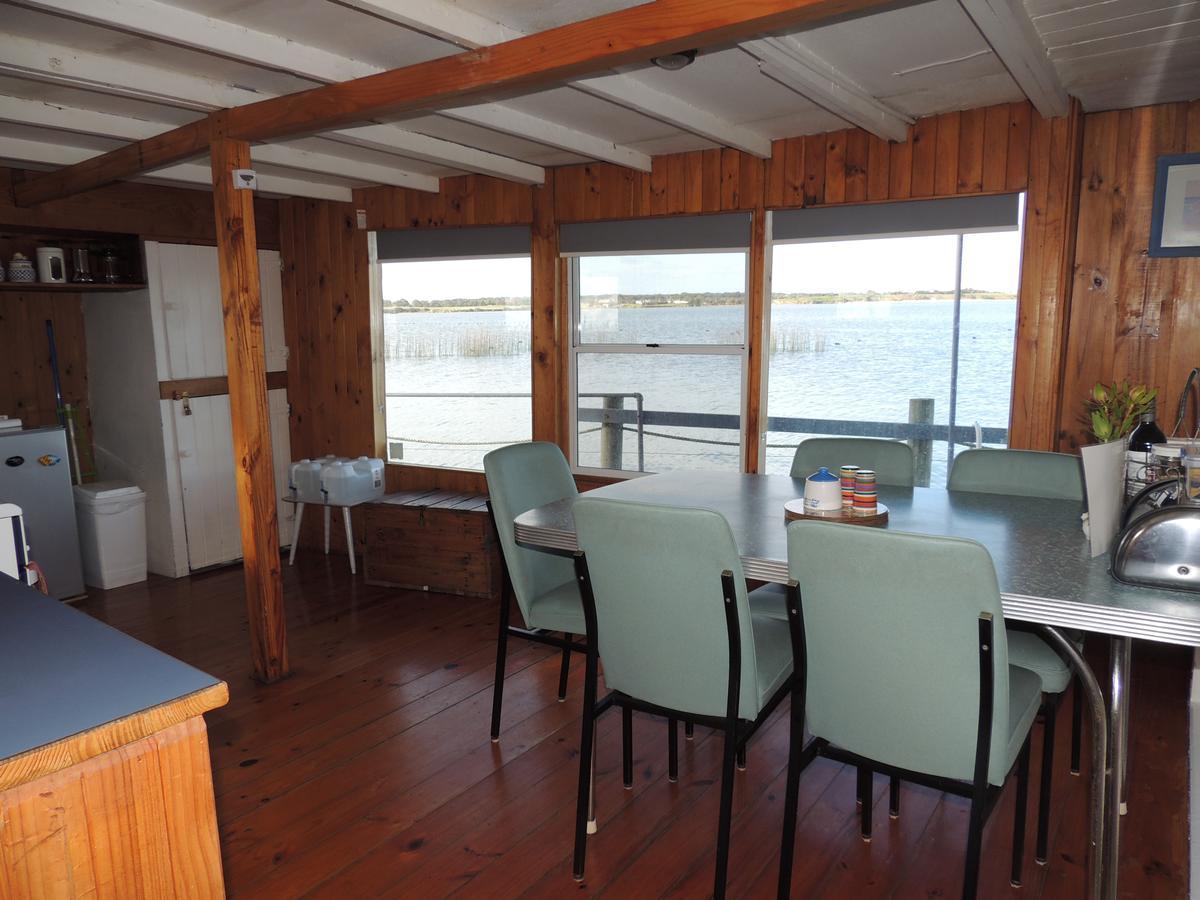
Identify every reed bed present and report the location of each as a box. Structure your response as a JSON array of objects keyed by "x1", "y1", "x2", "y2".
[{"x1": 383, "y1": 327, "x2": 530, "y2": 359}]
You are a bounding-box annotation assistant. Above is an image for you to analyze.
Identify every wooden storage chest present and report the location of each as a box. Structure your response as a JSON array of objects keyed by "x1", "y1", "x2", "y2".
[{"x1": 363, "y1": 490, "x2": 502, "y2": 600}]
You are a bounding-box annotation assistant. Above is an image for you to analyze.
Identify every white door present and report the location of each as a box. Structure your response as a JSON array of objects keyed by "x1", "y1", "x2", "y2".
[{"x1": 149, "y1": 242, "x2": 294, "y2": 571}]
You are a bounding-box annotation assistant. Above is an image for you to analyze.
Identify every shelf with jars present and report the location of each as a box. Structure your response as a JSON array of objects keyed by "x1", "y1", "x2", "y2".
[{"x1": 0, "y1": 228, "x2": 144, "y2": 292}]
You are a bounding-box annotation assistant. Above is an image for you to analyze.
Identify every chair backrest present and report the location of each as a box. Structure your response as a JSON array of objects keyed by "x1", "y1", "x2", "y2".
[
  {"x1": 790, "y1": 437, "x2": 915, "y2": 486},
  {"x1": 573, "y1": 498, "x2": 767, "y2": 721},
  {"x1": 787, "y1": 521, "x2": 1012, "y2": 785},
  {"x1": 484, "y1": 442, "x2": 578, "y2": 621},
  {"x1": 948, "y1": 448, "x2": 1084, "y2": 501}
]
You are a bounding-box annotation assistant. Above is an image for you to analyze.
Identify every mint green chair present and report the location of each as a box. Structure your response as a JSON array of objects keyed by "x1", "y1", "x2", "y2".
[
  {"x1": 778, "y1": 522, "x2": 1041, "y2": 900},
  {"x1": 572, "y1": 498, "x2": 796, "y2": 899},
  {"x1": 790, "y1": 437, "x2": 915, "y2": 486},
  {"x1": 948, "y1": 446, "x2": 1086, "y2": 862},
  {"x1": 484, "y1": 442, "x2": 586, "y2": 741}
]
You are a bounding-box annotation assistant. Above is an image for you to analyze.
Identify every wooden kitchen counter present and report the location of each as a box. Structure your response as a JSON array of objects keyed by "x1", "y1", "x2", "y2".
[{"x1": 0, "y1": 576, "x2": 228, "y2": 898}]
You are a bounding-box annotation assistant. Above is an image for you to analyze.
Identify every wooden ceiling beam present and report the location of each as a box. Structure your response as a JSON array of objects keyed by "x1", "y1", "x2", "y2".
[{"x1": 13, "y1": 0, "x2": 904, "y2": 205}]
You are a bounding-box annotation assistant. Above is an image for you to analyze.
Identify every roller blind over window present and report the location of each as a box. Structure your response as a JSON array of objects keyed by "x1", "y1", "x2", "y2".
[
  {"x1": 772, "y1": 193, "x2": 1020, "y2": 243},
  {"x1": 375, "y1": 224, "x2": 530, "y2": 261},
  {"x1": 560, "y1": 212, "x2": 752, "y2": 255}
]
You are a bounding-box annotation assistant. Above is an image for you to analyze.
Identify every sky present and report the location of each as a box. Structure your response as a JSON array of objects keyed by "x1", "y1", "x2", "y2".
[{"x1": 380, "y1": 229, "x2": 1024, "y2": 302}]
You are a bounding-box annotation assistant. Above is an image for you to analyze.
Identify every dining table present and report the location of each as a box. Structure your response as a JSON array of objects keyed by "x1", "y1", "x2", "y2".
[{"x1": 512, "y1": 469, "x2": 1200, "y2": 900}]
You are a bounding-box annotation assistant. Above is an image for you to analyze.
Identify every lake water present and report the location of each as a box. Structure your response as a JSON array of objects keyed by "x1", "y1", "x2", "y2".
[{"x1": 383, "y1": 298, "x2": 1017, "y2": 484}]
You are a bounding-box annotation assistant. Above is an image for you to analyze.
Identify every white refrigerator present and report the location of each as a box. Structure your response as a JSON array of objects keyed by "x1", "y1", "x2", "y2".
[{"x1": 0, "y1": 427, "x2": 85, "y2": 600}]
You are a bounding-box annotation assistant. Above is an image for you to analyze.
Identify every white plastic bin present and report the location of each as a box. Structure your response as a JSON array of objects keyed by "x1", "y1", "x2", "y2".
[{"x1": 73, "y1": 482, "x2": 147, "y2": 589}]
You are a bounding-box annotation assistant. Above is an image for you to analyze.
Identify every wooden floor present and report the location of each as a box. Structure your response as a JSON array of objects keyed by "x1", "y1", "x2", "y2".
[{"x1": 76, "y1": 558, "x2": 1190, "y2": 899}]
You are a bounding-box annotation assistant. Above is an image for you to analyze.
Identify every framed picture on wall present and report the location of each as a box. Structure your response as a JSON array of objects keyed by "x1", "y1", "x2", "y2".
[{"x1": 1150, "y1": 152, "x2": 1200, "y2": 257}]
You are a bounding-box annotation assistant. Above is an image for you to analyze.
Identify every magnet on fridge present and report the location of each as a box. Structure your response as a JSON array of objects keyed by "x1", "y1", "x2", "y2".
[{"x1": 37, "y1": 454, "x2": 62, "y2": 467}]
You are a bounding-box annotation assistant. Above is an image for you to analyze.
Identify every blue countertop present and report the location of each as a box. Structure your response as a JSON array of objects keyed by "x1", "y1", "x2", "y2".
[{"x1": 0, "y1": 574, "x2": 221, "y2": 761}]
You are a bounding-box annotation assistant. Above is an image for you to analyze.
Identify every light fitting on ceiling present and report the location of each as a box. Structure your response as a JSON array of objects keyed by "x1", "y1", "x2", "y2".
[{"x1": 650, "y1": 49, "x2": 697, "y2": 71}]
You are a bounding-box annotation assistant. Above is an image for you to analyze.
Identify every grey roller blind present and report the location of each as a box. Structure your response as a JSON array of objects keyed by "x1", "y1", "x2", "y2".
[
  {"x1": 376, "y1": 224, "x2": 530, "y2": 261},
  {"x1": 772, "y1": 193, "x2": 1020, "y2": 243},
  {"x1": 560, "y1": 212, "x2": 751, "y2": 255}
]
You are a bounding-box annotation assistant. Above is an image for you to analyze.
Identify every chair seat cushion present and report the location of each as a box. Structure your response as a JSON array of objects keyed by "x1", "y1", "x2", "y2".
[
  {"x1": 748, "y1": 582, "x2": 788, "y2": 620},
  {"x1": 525, "y1": 580, "x2": 587, "y2": 634},
  {"x1": 1007, "y1": 629, "x2": 1072, "y2": 694},
  {"x1": 1002, "y1": 665, "x2": 1044, "y2": 784},
  {"x1": 749, "y1": 610, "x2": 794, "y2": 717}
]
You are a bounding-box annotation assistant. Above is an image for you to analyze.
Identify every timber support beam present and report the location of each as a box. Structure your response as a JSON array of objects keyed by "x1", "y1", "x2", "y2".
[{"x1": 210, "y1": 130, "x2": 289, "y2": 683}]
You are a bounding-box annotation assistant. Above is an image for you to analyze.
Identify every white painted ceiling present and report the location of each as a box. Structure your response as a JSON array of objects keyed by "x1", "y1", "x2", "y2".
[{"x1": 0, "y1": 0, "x2": 1195, "y2": 199}]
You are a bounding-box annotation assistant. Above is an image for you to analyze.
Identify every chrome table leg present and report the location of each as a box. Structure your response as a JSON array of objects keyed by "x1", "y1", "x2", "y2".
[{"x1": 1103, "y1": 636, "x2": 1132, "y2": 900}]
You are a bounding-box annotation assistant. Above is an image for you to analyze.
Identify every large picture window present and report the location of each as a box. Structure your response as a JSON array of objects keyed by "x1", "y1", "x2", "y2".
[
  {"x1": 378, "y1": 226, "x2": 531, "y2": 471},
  {"x1": 764, "y1": 195, "x2": 1024, "y2": 484},
  {"x1": 564, "y1": 213, "x2": 751, "y2": 475}
]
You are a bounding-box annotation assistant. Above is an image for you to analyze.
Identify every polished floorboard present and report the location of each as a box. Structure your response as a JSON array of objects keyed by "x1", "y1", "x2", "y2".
[{"x1": 77, "y1": 557, "x2": 1190, "y2": 898}]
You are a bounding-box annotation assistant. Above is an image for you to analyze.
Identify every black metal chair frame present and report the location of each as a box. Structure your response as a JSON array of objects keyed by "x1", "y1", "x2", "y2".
[
  {"x1": 572, "y1": 556, "x2": 798, "y2": 900},
  {"x1": 777, "y1": 582, "x2": 1033, "y2": 900},
  {"x1": 488, "y1": 500, "x2": 589, "y2": 741}
]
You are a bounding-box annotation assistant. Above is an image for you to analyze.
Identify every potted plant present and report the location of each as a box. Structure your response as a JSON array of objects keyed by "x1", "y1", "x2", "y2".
[{"x1": 1085, "y1": 381, "x2": 1157, "y2": 443}]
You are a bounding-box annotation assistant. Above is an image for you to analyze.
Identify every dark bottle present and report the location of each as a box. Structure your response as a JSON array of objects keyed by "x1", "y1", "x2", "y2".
[{"x1": 1126, "y1": 402, "x2": 1166, "y2": 495}]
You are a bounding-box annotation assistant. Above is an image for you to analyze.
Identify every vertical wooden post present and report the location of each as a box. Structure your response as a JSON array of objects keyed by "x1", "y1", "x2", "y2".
[
  {"x1": 530, "y1": 172, "x2": 561, "y2": 446},
  {"x1": 744, "y1": 206, "x2": 768, "y2": 473},
  {"x1": 210, "y1": 134, "x2": 289, "y2": 683}
]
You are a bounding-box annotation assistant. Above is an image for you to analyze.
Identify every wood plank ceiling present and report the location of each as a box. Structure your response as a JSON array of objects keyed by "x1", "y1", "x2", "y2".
[{"x1": 0, "y1": 0, "x2": 1193, "y2": 200}]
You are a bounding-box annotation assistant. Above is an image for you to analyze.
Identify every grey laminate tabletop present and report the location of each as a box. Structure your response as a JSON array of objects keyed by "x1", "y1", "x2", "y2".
[
  {"x1": 512, "y1": 471, "x2": 1200, "y2": 646},
  {"x1": 0, "y1": 575, "x2": 221, "y2": 761}
]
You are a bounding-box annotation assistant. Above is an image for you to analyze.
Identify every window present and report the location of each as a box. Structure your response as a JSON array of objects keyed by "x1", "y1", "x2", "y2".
[
  {"x1": 378, "y1": 226, "x2": 531, "y2": 470},
  {"x1": 764, "y1": 195, "x2": 1023, "y2": 485},
  {"x1": 564, "y1": 214, "x2": 751, "y2": 475}
]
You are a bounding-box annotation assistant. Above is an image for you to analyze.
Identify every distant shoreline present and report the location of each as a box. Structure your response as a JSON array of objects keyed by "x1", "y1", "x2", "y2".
[{"x1": 383, "y1": 290, "x2": 1016, "y2": 313}]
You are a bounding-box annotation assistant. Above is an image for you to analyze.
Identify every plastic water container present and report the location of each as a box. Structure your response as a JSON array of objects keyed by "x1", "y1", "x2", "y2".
[
  {"x1": 73, "y1": 482, "x2": 147, "y2": 589},
  {"x1": 320, "y1": 457, "x2": 385, "y2": 506},
  {"x1": 289, "y1": 455, "x2": 348, "y2": 504}
]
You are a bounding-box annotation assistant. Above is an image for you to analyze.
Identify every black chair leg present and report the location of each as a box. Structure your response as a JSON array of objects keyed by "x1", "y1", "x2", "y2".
[
  {"x1": 557, "y1": 633, "x2": 572, "y2": 701},
  {"x1": 713, "y1": 722, "x2": 739, "y2": 899},
  {"x1": 489, "y1": 591, "x2": 511, "y2": 742},
  {"x1": 963, "y1": 797, "x2": 985, "y2": 900},
  {"x1": 1011, "y1": 736, "x2": 1032, "y2": 886},
  {"x1": 622, "y1": 704, "x2": 634, "y2": 789},
  {"x1": 1070, "y1": 680, "x2": 1083, "y2": 775},
  {"x1": 777, "y1": 690, "x2": 805, "y2": 900},
  {"x1": 889, "y1": 776, "x2": 901, "y2": 819},
  {"x1": 685, "y1": 720, "x2": 695, "y2": 740},
  {"x1": 736, "y1": 743, "x2": 747, "y2": 771},
  {"x1": 1037, "y1": 699, "x2": 1057, "y2": 863},
  {"x1": 573, "y1": 649, "x2": 600, "y2": 881},
  {"x1": 858, "y1": 767, "x2": 873, "y2": 841},
  {"x1": 668, "y1": 717, "x2": 679, "y2": 783}
]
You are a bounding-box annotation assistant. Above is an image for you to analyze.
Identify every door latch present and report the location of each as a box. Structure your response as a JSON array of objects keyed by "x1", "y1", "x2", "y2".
[{"x1": 173, "y1": 390, "x2": 193, "y2": 416}]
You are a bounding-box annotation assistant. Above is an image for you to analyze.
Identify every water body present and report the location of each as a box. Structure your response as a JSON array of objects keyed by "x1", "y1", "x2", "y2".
[{"x1": 383, "y1": 298, "x2": 1017, "y2": 484}]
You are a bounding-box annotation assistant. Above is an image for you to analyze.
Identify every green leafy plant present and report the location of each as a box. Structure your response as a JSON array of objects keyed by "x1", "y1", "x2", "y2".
[{"x1": 1086, "y1": 381, "x2": 1157, "y2": 443}]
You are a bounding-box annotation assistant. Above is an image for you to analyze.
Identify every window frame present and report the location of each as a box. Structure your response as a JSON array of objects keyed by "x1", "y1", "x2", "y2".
[
  {"x1": 759, "y1": 195, "x2": 1026, "y2": 477},
  {"x1": 565, "y1": 249, "x2": 752, "y2": 479},
  {"x1": 376, "y1": 249, "x2": 534, "y2": 473}
]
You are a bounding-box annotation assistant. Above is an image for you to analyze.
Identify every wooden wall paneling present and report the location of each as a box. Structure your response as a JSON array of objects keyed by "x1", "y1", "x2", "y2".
[
  {"x1": 0, "y1": 292, "x2": 93, "y2": 471},
  {"x1": 803, "y1": 133, "x2": 826, "y2": 205},
  {"x1": 0, "y1": 166, "x2": 280, "y2": 249},
  {"x1": 531, "y1": 173, "x2": 560, "y2": 445},
  {"x1": 982, "y1": 104, "x2": 1011, "y2": 192},
  {"x1": 933, "y1": 112, "x2": 961, "y2": 197},
  {"x1": 784, "y1": 138, "x2": 806, "y2": 207},
  {"x1": 1058, "y1": 109, "x2": 1126, "y2": 449},
  {"x1": 209, "y1": 134, "x2": 286, "y2": 683},
  {"x1": 824, "y1": 130, "x2": 847, "y2": 204},
  {"x1": 649, "y1": 155, "x2": 670, "y2": 213},
  {"x1": 720, "y1": 149, "x2": 742, "y2": 209},
  {"x1": 888, "y1": 135, "x2": 913, "y2": 199},
  {"x1": 737, "y1": 150, "x2": 764, "y2": 211},
  {"x1": 764, "y1": 141, "x2": 786, "y2": 208},
  {"x1": 866, "y1": 135, "x2": 891, "y2": 201},
  {"x1": 744, "y1": 207, "x2": 768, "y2": 472},
  {"x1": 910, "y1": 115, "x2": 937, "y2": 197},
  {"x1": 956, "y1": 107, "x2": 985, "y2": 193},
  {"x1": 844, "y1": 129, "x2": 869, "y2": 202},
  {"x1": 1006, "y1": 103, "x2": 1033, "y2": 192}
]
